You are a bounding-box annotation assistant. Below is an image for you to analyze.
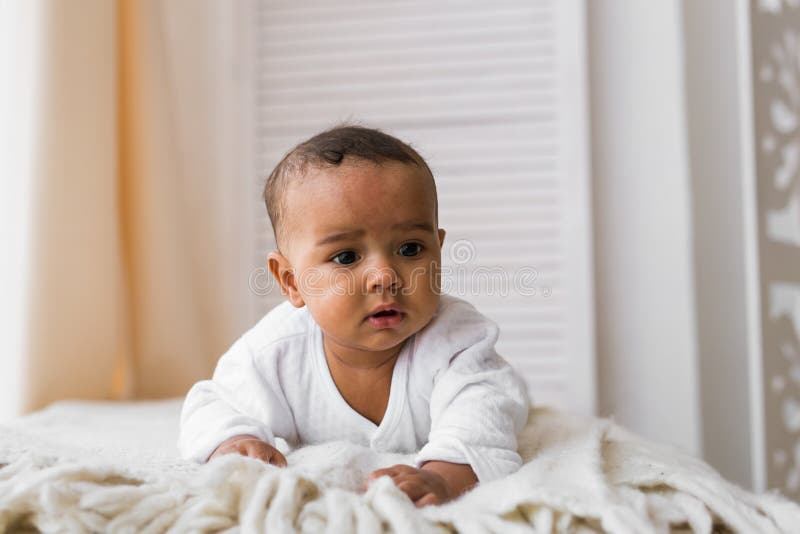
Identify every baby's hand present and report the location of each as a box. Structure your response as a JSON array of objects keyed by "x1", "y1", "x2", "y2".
[
  {"x1": 368, "y1": 464, "x2": 451, "y2": 507},
  {"x1": 208, "y1": 434, "x2": 287, "y2": 467}
]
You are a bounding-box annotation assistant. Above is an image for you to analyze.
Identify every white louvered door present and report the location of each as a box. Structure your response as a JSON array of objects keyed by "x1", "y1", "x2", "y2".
[{"x1": 246, "y1": 0, "x2": 594, "y2": 413}]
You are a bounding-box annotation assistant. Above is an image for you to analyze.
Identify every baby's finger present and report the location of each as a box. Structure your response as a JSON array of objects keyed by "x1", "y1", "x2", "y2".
[
  {"x1": 415, "y1": 493, "x2": 441, "y2": 508},
  {"x1": 368, "y1": 467, "x2": 395, "y2": 480},
  {"x1": 240, "y1": 442, "x2": 260, "y2": 459},
  {"x1": 269, "y1": 449, "x2": 287, "y2": 467},
  {"x1": 241, "y1": 441, "x2": 270, "y2": 461},
  {"x1": 396, "y1": 480, "x2": 427, "y2": 501},
  {"x1": 369, "y1": 464, "x2": 414, "y2": 480},
  {"x1": 244, "y1": 442, "x2": 286, "y2": 467}
]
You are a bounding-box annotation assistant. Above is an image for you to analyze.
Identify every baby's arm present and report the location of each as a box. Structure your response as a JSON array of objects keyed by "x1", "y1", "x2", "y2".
[
  {"x1": 415, "y1": 300, "x2": 530, "y2": 483},
  {"x1": 178, "y1": 336, "x2": 296, "y2": 464},
  {"x1": 418, "y1": 460, "x2": 477, "y2": 497},
  {"x1": 415, "y1": 346, "x2": 529, "y2": 484},
  {"x1": 369, "y1": 299, "x2": 530, "y2": 505}
]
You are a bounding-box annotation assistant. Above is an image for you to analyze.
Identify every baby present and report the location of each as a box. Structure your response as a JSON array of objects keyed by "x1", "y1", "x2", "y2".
[{"x1": 179, "y1": 125, "x2": 530, "y2": 506}]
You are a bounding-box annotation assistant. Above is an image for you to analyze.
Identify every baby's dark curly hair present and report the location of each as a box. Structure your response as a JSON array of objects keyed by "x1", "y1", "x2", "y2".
[{"x1": 262, "y1": 124, "x2": 437, "y2": 250}]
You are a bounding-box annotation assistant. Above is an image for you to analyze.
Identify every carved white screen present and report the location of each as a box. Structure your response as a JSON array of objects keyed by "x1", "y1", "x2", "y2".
[
  {"x1": 247, "y1": 0, "x2": 594, "y2": 413},
  {"x1": 749, "y1": 0, "x2": 800, "y2": 499}
]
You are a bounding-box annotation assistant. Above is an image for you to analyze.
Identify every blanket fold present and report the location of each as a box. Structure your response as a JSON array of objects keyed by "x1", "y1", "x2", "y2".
[{"x1": 1, "y1": 400, "x2": 798, "y2": 533}]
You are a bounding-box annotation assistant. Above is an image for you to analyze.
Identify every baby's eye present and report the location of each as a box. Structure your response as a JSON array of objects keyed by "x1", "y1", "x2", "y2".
[
  {"x1": 398, "y1": 243, "x2": 423, "y2": 257},
  {"x1": 331, "y1": 251, "x2": 360, "y2": 265}
]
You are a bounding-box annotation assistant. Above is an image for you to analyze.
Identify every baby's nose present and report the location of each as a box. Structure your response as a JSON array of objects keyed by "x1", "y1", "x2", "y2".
[{"x1": 364, "y1": 265, "x2": 402, "y2": 293}]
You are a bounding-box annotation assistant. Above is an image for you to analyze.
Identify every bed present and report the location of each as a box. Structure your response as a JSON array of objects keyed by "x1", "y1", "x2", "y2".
[{"x1": 1, "y1": 399, "x2": 798, "y2": 533}]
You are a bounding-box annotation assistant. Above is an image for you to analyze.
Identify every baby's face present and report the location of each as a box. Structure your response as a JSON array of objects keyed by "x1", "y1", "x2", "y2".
[{"x1": 274, "y1": 159, "x2": 444, "y2": 355}]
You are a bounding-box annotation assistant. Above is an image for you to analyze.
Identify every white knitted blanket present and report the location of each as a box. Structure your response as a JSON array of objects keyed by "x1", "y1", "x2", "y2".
[{"x1": 0, "y1": 400, "x2": 798, "y2": 533}]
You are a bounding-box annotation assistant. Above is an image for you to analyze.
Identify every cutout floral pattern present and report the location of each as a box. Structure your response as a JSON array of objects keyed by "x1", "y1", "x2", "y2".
[{"x1": 755, "y1": 0, "x2": 800, "y2": 500}]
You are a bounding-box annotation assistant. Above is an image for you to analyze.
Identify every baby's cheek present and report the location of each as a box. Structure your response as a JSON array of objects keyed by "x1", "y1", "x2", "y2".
[
  {"x1": 310, "y1": 296, "x2": 359, "y2": 337},
  {"x1": 328, "y1": 269, "x2": 359, "y2": 296},
  {"x1": 402, "y1": 267, "x2": 426, "y2": 294}
]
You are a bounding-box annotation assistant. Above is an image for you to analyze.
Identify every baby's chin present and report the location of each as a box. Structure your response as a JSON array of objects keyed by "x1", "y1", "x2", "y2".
[
  {"x1": 368, "y1": 321, "x2": 437, "y2": 351},
  {"x1": 356, "y1": 332, "x2": 413, "y2": 353}
]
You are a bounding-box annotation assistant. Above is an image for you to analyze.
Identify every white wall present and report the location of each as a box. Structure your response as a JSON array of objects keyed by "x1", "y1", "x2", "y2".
[
  {"x1": 588, "y1": 1, "x2": 703, "y2": 457},
  {"x1": 682, "y1": 0, "x2": 758, "y2": 489}
]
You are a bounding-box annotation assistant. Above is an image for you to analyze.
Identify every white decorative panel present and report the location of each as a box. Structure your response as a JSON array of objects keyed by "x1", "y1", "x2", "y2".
[
  {"x1": 751, "y1": 0, "x2": 800, "y2": 500},
  {"x1": 248, "y1": 0, "x2": 594, "y2": 413}
]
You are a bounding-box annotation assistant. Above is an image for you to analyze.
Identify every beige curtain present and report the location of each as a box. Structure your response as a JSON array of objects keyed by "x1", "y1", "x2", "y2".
[{"x1": 17, "y1": 0, "x2": 251, "y2": 413}]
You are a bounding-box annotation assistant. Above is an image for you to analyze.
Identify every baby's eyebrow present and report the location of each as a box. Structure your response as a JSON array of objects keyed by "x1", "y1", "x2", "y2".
[
  {"x1": 315, "y1": 230, "x2": 365, "y2": 247},
  {"x1": 392, "y1": 222, "x2": 435, "y2": 233},
  {"x1": 315, "y1": 222, "x2": 434, "y2": 247}
]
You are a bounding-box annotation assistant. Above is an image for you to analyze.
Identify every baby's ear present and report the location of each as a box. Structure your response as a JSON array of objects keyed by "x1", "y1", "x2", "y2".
[{"x1": 267, "y1": 251, "x2": 305, "y2": 308}]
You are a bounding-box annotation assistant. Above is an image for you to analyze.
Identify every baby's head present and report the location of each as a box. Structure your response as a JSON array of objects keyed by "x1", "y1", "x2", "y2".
[{"x1": 263, "y1": 125, "x2": 446, "y2": 356}]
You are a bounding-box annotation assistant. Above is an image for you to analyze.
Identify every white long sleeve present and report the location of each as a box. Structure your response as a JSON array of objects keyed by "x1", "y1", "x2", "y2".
[
  {"x1": 413, "y1": 298, "x2": 530, "y2": 482},
  {"x1": 178, "y1": 307, "x2": 301, "y2": 462},
  {"x1": 178, "y1": 295, "x2": 531, "y2": 480}
]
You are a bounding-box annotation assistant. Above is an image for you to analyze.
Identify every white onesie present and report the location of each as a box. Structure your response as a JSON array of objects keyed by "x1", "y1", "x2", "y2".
[{"x1": 178, "y1": 294, "x2": 530, "y2": 482}]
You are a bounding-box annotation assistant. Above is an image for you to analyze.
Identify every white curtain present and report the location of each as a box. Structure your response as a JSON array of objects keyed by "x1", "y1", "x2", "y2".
[{"x1": 0, "y1": 0, "x2": 251, "y2": 419}]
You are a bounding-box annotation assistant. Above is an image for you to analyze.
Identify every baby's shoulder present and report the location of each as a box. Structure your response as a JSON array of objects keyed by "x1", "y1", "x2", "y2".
[
  {"x1": 410, "y1": 294, "x2": 500, "y2": 372},
  {"x1": 418, "y1": 294, "x2": 499, "y2": 347},
  {"x1": 240, "y1": 300, "x2": 311, "y2": 357}
]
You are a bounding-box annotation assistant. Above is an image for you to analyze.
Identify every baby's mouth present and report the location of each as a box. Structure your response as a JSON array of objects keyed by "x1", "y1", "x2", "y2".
[
  {"x1": 364, "y1": 304, "x2": 405, "y2": 326},
  {"x1": 365, "y1": 303, "x2": 403, "y2": 319}
]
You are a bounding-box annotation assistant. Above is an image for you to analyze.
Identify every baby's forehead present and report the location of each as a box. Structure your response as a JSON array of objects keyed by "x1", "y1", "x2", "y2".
[
  {"x1": 287, "y1": 159, "x2": 436, "y2": 205},
  {"x1": 282, "y1": 160, "x2": 437, "y2": 231}
]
